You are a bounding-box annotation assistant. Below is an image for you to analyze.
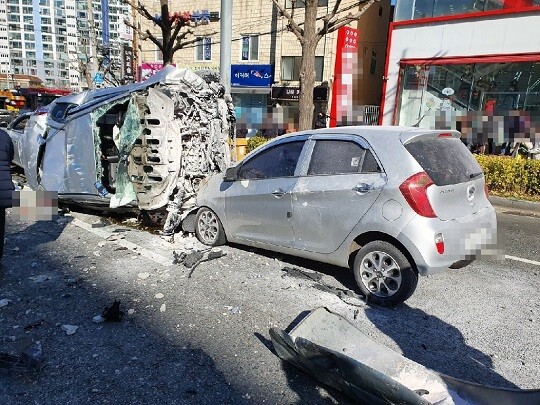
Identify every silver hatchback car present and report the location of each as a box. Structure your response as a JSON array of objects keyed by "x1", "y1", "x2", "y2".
[{"x1": 192, "y1": 126, "x2": 497, "y2": 306}]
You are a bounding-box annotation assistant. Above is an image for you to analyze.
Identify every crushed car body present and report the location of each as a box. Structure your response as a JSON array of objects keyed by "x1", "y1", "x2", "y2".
[
  {"x1": 270, "y1": 308, "x2": 540, "y2": 404},
  {"x1": 17, "y1": 66, "x2": 235, "y2": 233}
]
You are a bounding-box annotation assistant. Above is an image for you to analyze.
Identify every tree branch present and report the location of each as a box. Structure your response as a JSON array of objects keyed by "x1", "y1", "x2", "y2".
[
  {"x1": 323, "y1": 0, "x2": 376, "y2": 36},
  {"x1": 272, "y1": 0, "x2": 305, "y2": 42}
]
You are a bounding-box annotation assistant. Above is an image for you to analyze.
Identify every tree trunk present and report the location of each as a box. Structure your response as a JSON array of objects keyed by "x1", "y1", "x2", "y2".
[
  {"x1": 161, "y1": 1, "x2": 173, "y2": 64},
  {"x1": 298, "y1": 0, "x2": 319, "y2": 131}
]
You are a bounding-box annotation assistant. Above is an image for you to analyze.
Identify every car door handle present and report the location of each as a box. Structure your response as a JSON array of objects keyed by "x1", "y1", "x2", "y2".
[
  {"x1": 271, "y1": 188, "x2": 286, "y2": 198},
  {"x1": 353, "y1": 183, "x2": 372, "y2": 194}
]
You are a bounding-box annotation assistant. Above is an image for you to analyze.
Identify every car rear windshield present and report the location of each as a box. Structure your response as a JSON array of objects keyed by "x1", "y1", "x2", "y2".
[{"x1": 404, "y1": 137, "x2": 483, "y2": 186}]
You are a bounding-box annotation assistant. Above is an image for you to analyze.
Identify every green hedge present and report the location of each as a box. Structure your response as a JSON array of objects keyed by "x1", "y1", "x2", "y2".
[
  {"x1": 475, "y1": 155, "x2": 540, "y2": 198},
  {"x1": 246, "y1": 136, "x2": 268, "y2": 153}
]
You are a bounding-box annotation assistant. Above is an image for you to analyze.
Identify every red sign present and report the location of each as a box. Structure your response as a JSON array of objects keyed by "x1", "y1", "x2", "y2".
[
  {"x1": 329, "y1": 27, "x2": 359, "y2": 127},
  {"x1": 139, "y1": 63, "x2": 176, "y2": 81}
]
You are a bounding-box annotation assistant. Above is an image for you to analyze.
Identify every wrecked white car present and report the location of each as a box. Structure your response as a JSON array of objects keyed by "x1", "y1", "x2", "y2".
[{"x1": 18, "y1": 66, "x2": 235, "y2": 234}]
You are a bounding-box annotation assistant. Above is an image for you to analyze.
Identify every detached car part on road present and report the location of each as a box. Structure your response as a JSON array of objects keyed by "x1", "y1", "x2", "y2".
[
  {"x1": 190, "y1": 126, "x2": 498, "y2": 306},
  {"x1": 271, "y1": 308, "x2": 540, "y2": 404},
  {"x1": 16, "y1": 66, "x2": 234, "y2": 234}
]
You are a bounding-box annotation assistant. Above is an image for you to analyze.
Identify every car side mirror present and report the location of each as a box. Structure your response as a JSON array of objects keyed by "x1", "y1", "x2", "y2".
[{"x1": 224, "y1": 166, "x2": 239, "y2": 181}]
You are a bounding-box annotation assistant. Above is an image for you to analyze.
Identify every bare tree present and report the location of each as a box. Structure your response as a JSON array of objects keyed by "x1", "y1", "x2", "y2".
[
  {"x1": 273, "y1": 0, "x2": 377, "y2": 130},
  {"x1": 122, "y1": 0, "x2": 215, "y2": 64}
]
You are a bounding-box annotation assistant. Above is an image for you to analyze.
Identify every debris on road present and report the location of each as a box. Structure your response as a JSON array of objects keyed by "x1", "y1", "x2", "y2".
[
  {"x1": 29, "y1": 275, "x2": 50, "y2": 283},
  {"x1": 0, "y1": 298, "x2": 9, "y2": 308},
  {"x1": 0, "y1": 341, "x2": 43, "y2": 372},
  {"x1": 61, "y1": 325, "x2": 78, "y2": 335},
  {"x1": 270, "y1": 307, "x2": 540, "y2": 405},
  {"x1": 155, "y1": 293, "x2": 164, "y2": 299},
  {"x1": 137, "y1": 272, "x2": 150, "y2": 279},
  {"x1": 23, "y1": 319, "x2": 45, "y2": 331},
  {"x1": 173, "y1": 247, "x2": 227, "y2": 277},
  {"x1": 281, "y1": 267, "x2": 365, "y2": 307},
  {"x1": 281, "y1": 267, "x2": 322, "y2": 282},
  {"x1": 101, "y1": 299, "x2": 124, "y2": 322}
]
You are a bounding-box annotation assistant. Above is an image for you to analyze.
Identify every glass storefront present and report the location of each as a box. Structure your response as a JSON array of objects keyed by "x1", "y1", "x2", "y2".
[
  {"x1": 396, "y1": 60, "x2": 540, "y2": 152},
  {"x1": 395, "y1": 0, "x2": 540, "y2": 21}
]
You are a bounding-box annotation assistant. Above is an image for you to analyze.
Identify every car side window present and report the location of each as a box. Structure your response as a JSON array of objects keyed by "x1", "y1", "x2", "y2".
[
  {"x1": 308, "y1": 140, "x2": 377, "y2": 175},
  {"x1": 14, "y1": 117, "x2": 29, "y2": 131},
  {"x1": 238, "y1": 141, "x2": 304, "y2": 180}
]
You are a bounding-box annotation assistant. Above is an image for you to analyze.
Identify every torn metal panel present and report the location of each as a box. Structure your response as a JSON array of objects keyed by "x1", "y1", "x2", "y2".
[
  {"x1": 270, "y1": 308, "x2": 540, "y2": 405},
  {"x1": 18, "y1": 66, "x2": 234, "y2": 230},
  {"x1": 128, "y1": 87, "x2": 180, "y2": 210}
]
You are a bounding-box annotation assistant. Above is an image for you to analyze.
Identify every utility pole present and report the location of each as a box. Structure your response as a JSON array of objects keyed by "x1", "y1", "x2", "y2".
[
  {"x1": 220, "y1": 0, "x2": 232, "y2": 96},
  {"x1": 131, "y1": 4, "x2": 139, "y2": 81},
  {"x1": 86, "y1": 0, "x2": 98, "y2": 89}
]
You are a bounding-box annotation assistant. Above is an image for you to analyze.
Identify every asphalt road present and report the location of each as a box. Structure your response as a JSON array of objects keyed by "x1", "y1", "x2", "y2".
[{"x1": 0, "y1": 208, "x2": 539, "y2": 404}]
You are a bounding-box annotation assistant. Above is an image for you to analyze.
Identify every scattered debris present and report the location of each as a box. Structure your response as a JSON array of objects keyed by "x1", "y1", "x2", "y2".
[
  {"x1": 173, "y1": 248, "x2": 227, "y2": 277},
  {"x1": 92, "y1": 315, "x2": 106, "y2": 324},
  {"x1": 93, "y1": 251, "x2": 101, "y2": 257},
  {"x1": 0, "y1": 298, "x2": 9, "y2": 308},
  {"x1": 91, "y1": 221, "x2": 107, "y2": 228},
  {"x1": 127, "y1": 309, "x2": 135, "y2": 316},
  {"x1": 0, "y1": 341, "x2": 43, "y2": 372},
  {"x1": 115, "y1": 247, "x2": 128, "y2": 251},
  {"x1": 282, "y1": 267, "x2": 366, "y2": 307},
  {"x1": 11, "y1": 247, "x2": 19, "y2": 252},
  {"x1": 101, "y1": 300, "x2": 124, "y2": 322},
  {"x1": 29, "y1": 275, "x2": 50, "y2": 283},
  {"x1": 30, "y1": 262, "x2": 38, "y2": 268},
  {"x1": 23, "y1": 319, "x2": 45, "y2": 331},
  {"x1": 281, "y1": 267, "x2": 322, "y2": 282},
  {"x1": 155, "y1": 293, "x2": 164, "y2": 299},
  {"x1": 61, "y1": 325, "x2": 78, "y2": 335},
  {"x1": 160, "y1": 304, "x2": 166, "y2": 312},
  {"x1": 106, "y1": 234, "x2": 126, "y2": 242},
  {"x1": 138, "y1": 272, "x2": 150, "y2": 279}
]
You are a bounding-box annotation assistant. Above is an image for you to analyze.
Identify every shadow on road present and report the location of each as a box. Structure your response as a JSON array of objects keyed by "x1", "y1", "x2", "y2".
[
  {"x1": 229, "y1": 243, "x2": 359, "y2": 292},
  {"x1": 365, "y1": 305, "x2": 519, "y2": 389}
]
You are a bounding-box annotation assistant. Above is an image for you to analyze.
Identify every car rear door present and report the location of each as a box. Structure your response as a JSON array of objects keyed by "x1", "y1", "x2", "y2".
[
  {"x1": 224, "y1": 139, "x2": 306, "y2": 248},
  {"x1": 291, "y1": 137, "x2": 386, "y2": 254},
  {"x1": 403, "y1": 135, "x2": 491, "y2": 220}
]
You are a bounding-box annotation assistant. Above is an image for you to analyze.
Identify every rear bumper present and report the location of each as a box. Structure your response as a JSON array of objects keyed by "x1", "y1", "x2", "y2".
[{"x1": 399, "y1": 206, "x2": 498, "y2": 275}]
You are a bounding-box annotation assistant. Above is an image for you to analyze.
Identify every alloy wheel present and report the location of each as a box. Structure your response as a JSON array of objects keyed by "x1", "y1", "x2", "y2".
[{"x1": 360, "y1": 250, "x2": 402, "y2": 297}]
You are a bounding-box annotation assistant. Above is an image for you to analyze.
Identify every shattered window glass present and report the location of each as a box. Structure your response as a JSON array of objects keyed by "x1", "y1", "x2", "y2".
[
  {"x1": 308, "y1": 140, "x2": 367, "y2": 175},
  {"x1": 238, "y1": 141, "x2": 304, "y2": 179}
]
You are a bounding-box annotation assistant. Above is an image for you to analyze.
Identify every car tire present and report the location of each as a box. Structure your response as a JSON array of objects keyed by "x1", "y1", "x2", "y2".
[
  {"x1": 195, "y1": 207, "x2": 226, "y2": 246},
  {"x1": 353, "y1": 241, "x2": 418, "y2": 307}
]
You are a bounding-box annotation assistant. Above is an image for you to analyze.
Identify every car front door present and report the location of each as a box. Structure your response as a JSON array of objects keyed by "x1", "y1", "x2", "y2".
[
  {"x1": 224, "y1": 139, "x2": 306, "y2": 247},
  {"x1": 292, "y1": 137, "x2": 386, "y2": 254}
]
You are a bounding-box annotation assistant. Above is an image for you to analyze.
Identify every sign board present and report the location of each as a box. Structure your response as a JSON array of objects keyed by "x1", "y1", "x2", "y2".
[
  {"x1": 271, "y1": 86, "x2": 328, "y2": 101},
  {"x1": 231, "y1": 64, "x2": 273, "y2": 87},
  {"x1": 139, "y1": 63, "x2": 176, "y2": 80},
  {"x1": 330, "y1": 26, "x2": 359, "y2": 127},
  {"x1": 94, "y1": 72, "x2": 104, "y2": 84},
  {"x1": 122, "y1": 45, "x2": 134, "y2": 82}
]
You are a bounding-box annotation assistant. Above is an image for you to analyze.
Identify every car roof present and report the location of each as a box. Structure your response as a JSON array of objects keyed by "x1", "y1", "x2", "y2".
[{"x1": 266, "y1": 126, "x2": 460, "y2": 145}]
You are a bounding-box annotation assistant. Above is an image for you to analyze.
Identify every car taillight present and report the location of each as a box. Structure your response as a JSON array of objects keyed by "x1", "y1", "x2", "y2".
[
  {"x1": 435, "y1": 233, "x2": 444, "y2": 254},
  {"x1": 438, "y1": 132, "x2": 452, "y2": 137},
  {"x1": 399, "y1": 172, "x2": 437, "y2": 218}
]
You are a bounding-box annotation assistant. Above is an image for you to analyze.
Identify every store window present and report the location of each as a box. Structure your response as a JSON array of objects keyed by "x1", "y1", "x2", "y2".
[
  {"x1": 281, "y1": 56, "x2": 324, "y2": 82},
  {"x1": 196, "y1": 37, "x2": 212, "y2": 61},
  {"x1": 396, "y1": 60, "x2": 540, "y2": 152},
  {"x1": 241, "y1": 35, "x2": 259, "y2": 61},
  {"x1": 395, "y1": 0, "x2": 540, "y2": 21}
]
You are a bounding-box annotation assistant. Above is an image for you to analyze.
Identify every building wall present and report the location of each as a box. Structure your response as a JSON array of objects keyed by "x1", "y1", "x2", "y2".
[
  {"x1": 381, "y1": 10, "x2": 540, "y2": 125},
  {"x1": 354, "y1": 0, "x2": 391, "y2": 106}
]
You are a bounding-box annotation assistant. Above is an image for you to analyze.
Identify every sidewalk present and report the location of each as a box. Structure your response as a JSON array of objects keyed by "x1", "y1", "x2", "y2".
[{"x1": 489, "y1": 195, "x2": 540, "y2": 217}]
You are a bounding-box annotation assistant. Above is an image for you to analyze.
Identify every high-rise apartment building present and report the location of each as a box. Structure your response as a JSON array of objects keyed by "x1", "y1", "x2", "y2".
[{"x1": 0, "y1": 0, "x2": 131, "y2": 91}]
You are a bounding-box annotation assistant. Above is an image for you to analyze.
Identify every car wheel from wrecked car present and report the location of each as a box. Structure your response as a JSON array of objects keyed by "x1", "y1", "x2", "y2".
[
  {"x1": 195, "y1": 207, "x2": 226, "y2": 246},
  {"x1": 353, "y1": 241, "x2": 418, "y2": 307}
]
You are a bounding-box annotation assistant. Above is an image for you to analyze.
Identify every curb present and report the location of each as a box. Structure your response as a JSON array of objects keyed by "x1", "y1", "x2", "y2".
[{"x1": 489, "y1": 196, "x2": 540, "y2": 216}]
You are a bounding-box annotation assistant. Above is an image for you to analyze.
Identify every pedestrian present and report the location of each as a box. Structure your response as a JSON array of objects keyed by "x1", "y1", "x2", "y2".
[{"x1": 0, "y1": 128, "x2": 14, "y2": 261}]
